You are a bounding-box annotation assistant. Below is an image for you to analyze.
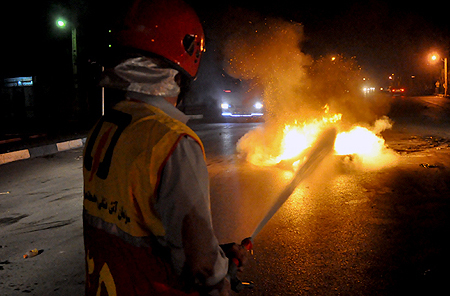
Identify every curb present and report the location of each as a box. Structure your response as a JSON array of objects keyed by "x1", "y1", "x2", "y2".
[{"x1": 0, "y1": 138, "x2": 86, "y2": 165}]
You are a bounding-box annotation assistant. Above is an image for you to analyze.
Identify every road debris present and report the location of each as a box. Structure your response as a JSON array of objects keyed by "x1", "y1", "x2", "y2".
[
  {"x1": 23, "y1": 249, "x2": 43, "y2": 259},
  {"x1": 420, "y1": 163, "x2": 441, "y2": 169}
]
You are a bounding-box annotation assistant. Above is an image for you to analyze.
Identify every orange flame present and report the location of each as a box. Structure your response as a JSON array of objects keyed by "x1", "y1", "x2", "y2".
[{"x1": 239, "y1": 108, "x2": 396, "y2": 170}]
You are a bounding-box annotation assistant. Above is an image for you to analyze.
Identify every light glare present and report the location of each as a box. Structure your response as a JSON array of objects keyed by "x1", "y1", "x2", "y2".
[
  {"x1": 56, "y1": 19, "x2": 66, "y2": 28},
  {"x1": 254, "y1": 102, "x2": 263, "y2": 109}
]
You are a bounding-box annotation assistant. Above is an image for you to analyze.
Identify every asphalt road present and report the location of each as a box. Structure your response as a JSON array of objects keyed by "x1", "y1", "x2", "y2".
[{"x1": 1, "y1": 96, "x2": 450, "y2": 295}]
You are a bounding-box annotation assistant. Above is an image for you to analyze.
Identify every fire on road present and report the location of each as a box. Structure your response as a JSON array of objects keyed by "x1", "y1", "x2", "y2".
[{"x1": 202, "y1": 114, "x2": 450, "y2": 295}]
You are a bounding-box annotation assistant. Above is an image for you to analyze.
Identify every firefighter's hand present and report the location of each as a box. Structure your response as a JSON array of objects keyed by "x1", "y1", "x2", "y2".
[
  {"x1": 220, "y1": 243, "x2": 254, "y2": 293},
  {"x1": 220, "y1": 243, "x2": 249, "y2": 272}
]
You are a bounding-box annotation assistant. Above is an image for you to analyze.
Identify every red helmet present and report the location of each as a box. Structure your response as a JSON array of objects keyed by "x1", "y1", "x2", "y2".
[{"x1": 115, "y1": 0, "x2": 205, "y2": 78}]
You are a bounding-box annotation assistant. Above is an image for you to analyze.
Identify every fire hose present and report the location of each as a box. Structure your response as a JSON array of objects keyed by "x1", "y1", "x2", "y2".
[{"x1": 227, "y1": 127, "x2": 337, "y2": 292}]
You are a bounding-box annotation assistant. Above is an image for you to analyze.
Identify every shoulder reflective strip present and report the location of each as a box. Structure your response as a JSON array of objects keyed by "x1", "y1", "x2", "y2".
[{"x1": 83, "y1": 210, "x2": 156, "y2": 248}]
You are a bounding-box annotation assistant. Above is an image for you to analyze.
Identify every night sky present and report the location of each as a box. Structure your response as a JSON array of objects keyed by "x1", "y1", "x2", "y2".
[
  {"x1": 2, "y1": 0, "x2": 449, "y2": 87},
  {"x1": 190, "y1": 0, "x2": 450, "y2": 86}
]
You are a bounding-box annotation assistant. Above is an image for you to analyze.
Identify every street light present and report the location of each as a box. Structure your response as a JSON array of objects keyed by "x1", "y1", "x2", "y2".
[
  {"x1": 56, "y1": 17, "x2": 79, "y2": 112},
  {"x1": 55, "y1": 17, "x2": 77, "y2": 76},
  {"x1": 429, "y1": 53, "x2": 448, "y2": 97},
  {"x1": 56, "y1": 19, "x2": 66, "y2": 28}
]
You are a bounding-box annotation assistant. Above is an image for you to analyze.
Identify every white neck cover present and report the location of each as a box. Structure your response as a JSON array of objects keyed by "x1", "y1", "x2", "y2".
[{"x1": 99, "y1": 57, "x2": 180, "y2": 97}]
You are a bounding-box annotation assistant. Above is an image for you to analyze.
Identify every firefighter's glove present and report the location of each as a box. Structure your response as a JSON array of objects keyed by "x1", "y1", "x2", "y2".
[
  {"x1": 220, "y1": 243, "x2": 251, "y2": 292},
  {"x1": 220, "y1": 243, "x2": 249, "y2": 273}
]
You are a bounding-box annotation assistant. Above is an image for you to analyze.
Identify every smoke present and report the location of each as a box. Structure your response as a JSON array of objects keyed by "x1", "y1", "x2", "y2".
[
  {"x1": 223, "y1": 15, "x2": 390, "y2": 125},
  {"x1": 372, "y1": 115, "x2": 393, "y2": 134},
  {"x1": 220, "y1": 11, "x2": 396, "y2": 171},
  {"x1": 223, "y1": 15, "x2": 313, "y2": 123},
  {"x1": 223, "y1": 14, "x2": 313, "y2": 164}
]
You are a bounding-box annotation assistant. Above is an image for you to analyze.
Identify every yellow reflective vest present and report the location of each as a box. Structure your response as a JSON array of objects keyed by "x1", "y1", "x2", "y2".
[{"x1": 83, "y1": 100, "x2": 204, "y2": 296}]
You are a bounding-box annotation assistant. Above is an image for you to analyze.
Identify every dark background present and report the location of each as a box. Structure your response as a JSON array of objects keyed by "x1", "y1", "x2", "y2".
[{"x1": 1, "y1": 0, "x2": 449, "y2": 134}]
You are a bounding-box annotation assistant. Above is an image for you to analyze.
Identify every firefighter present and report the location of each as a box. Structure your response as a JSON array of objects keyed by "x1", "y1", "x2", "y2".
[{"x1": 82, "y1": 0, "x2": 247, "y2": 295}]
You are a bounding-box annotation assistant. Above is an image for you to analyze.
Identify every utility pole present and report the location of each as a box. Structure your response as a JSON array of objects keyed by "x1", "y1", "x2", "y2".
[
  {"x1": 71, "y1": 27, "x2": 78, "y2": 92},
  {"x1": 101, "y1": 66, "x2": 105, "y2": 116},
  {"x1": 56, "y1": 18, "x2": 80, "y2": 117},
  {"x1": 444, "y1": 57, "x2": 448, "y2": 97}
]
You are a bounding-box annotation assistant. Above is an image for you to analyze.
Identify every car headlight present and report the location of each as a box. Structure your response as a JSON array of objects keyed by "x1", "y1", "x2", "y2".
[
  {"x1": 221, "y1": 103, "x2": 230, "y2": 109},
  {"x1": 254, "y1": 102, "x2": 263, "y2": 109}
]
